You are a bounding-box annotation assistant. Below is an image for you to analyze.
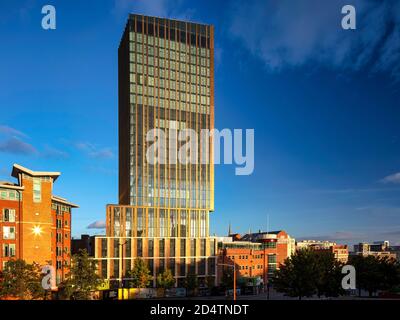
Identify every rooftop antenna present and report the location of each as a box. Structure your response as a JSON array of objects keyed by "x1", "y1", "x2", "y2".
[
  {"x1": 267, "y1": 213, "x2": 270, "y2": 235},
  {"x1": 228, "y1": 222, "x2": 232, "y2": 236}
]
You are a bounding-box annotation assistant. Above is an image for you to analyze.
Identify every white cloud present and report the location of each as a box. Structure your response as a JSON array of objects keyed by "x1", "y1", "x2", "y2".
[
  {"x1": 229, "y1": 0, "x2": 400, "y2": 79},
  {"x1": 381, "y1": 172, "x2": 400, "y2": 184},
  {"x1": 75, "y1": 142, "x2": 114, "y2": 159},
  {"x1": 0, "y1": 137, "x2": 37, "y2": 155},
  {"x1": 0, "y1": 126, "x2": 70, "y2": 159},
  {"x1": 87, "y1": 220, "x2": 106, "y2": 229},
  {"x1": 42, "y1": 145, "x2": 69, "y2": 159},
  {"x1": 0, "y1": 125, "x2": 28, "y2": 138}
]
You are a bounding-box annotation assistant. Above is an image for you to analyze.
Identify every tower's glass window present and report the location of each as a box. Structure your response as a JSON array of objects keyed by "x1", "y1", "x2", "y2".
[{"x1": 33, "y1": 178, "x2": 41, "y2": 203}]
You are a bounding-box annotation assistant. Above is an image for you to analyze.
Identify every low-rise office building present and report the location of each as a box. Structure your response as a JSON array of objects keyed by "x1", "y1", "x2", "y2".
[
  {"x1": 296, "y1": 240, "x2": 349, "y2": 263},
  {"x1": 217, "y1": 230, "x2": 294, "y2": 286},
  {"x1": 353, "y1": 241, "x2": 397, "y2": 260},
  {"x1": 388, "y1": 246, "x2": 400, "y2": 261},
  {"x1": 94, "y1": 205, "x2": 218, "y2": 287}
]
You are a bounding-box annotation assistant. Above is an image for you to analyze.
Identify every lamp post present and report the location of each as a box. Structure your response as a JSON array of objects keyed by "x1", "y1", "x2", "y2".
[
  {"x1": 119, "y1": 239, "x2": 128, "y2": 289},
  {"x1": 218, "y1": 263, "x2": 237, "y2": 301}
]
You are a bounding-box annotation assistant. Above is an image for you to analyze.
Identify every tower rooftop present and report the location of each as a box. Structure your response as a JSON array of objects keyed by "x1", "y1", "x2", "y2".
[{"x1": 11, "y1": 164, "x2": 61, "y2": 181}]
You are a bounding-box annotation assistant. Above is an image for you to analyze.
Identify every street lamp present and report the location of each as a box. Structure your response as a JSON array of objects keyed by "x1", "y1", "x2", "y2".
[
  {"x1": 119, "y1": 239, "x2": 128, "y2": 288},
  {"x1": 218, "y1": 262, "x2": 237, "y2": 301}
]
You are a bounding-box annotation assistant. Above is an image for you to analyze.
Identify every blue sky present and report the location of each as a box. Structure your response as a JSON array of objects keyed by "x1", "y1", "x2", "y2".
[{"x1": 1, "y1": 0, "x2": 400, "y2": 246}]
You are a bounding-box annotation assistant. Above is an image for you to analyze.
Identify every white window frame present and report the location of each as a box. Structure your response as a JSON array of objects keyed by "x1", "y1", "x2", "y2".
[
  {"x1": 3, "y1": 226, "x2": 15, "y2": 240},
  {"x1": 3, "y1": 209, "x2": 16, "y2": 222}
]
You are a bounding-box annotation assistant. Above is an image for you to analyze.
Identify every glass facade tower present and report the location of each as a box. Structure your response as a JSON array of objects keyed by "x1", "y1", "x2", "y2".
[
  {"x1": 95, "y1": 14, "x2": 216, "y2": 287},
  {"x1": 119, "y1": 14, "x2": 214, "y2": 210}
]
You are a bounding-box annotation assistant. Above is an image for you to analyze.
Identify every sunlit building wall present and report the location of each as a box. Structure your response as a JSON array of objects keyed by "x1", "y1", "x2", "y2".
[
  {"x1": 0, "y1": 164, "x2": 78, "y2": 284},
  {"x1": 95, "y1": 14, "x2": 217, "y2": 287}
]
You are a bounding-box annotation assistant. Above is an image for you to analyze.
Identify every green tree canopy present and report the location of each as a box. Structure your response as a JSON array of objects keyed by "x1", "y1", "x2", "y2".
[
  {"x1": 272, "y1": 249, "x2": 316, "y2": 299},
  {"x1": 0, "y1": 259, "x2": 44, "y2": 300},
  {"x1": 220, "y1": 267, "x2": 234, "y2": 289},
  {"x1": 127, "y1": 258, "x2": 153, "y2": 288},
  {"x1": 156, "y1": 269, "x2": 175, "y2": 289},
  {"x1": 378, "y1": 256, "x2": 400, "y2": 292},
  {"x1": 349, "y1": 254, "x2": 400, "y2": 297},
  {"x1": 314, "y1": 250, "x2": 344, "y2": 298},
  {"x1": 184, "y1": 272, "x2": 199, "y2": 291},
  {"x1": 206, "y1": 275, "x2": 216, "y2": 289},
  {"x1": 61, "y1": 249, "x2": 101, "y2": 300},
  {"x1": 272, "y1": 248, "x2": 344, "y2": 299}
]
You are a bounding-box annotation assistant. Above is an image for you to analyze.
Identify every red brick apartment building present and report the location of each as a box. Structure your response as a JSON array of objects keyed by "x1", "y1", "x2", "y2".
[
  {"x1": 0, "y1": 164, "x2": 78, "y2": 284},
  {"x1": 217, "y1": 230, "x2": 295, "y2": 286}
]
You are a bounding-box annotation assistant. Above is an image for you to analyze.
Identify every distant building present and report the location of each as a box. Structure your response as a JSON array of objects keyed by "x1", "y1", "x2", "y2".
[
  {"x1": 389, "y1": 245, "x2": 400, "y2": 261},
  {"x1": 71, "y1": 234, "x2": 98, "y2": 256},
  {"x1": 0, "y1": 164, "x2": 78, "y2": 284},
  {"x1": 217, "y1": 230, "x2": 294, "y2": 287},
  {"x1": 296, "y1": 240, "x2": 337, "y2": 250},
  {"x1": 353, "y1": 241, "x2": 397, "y2": 260},
  {"x1": 331, "y1": 245, "x2": 349, "y2": 263},
  {"x1": 296, "y1": 240, "x2": 349, "y2": 263},
  {"x1": 354, "y1": 240, "x2": 389, "y2": 253},
  {"x1": 241, "y1": 230, "x2": 296, "y2": 259}
]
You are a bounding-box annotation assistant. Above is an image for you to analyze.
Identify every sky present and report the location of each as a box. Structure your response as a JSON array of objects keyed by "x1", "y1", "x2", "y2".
[{"x1": 1, "y1": 0, "x2": 400, "y2": 247}]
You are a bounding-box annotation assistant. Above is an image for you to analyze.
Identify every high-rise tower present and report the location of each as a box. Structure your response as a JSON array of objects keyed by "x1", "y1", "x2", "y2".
[
  {"x1": 95, "y1": 14, "x2": 216, "y2": 287},
  {"x1": 118, "y1": 14, "x2": 214, "y2": 210}
]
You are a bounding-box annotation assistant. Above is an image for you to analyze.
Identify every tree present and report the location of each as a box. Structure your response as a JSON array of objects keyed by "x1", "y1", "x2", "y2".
[
  {"x1": 156, "y1": 269, "x2": 175, "y2": 289},
  {"x1": 206, "y1": 275, "x2": 216, "y2": 289},
  {"x1": 349, "y1": 255, "x2": 400, "y2": 297},
  {"x1": 378, "y1": 256, "x2": 400, "y2": 292},
  {"x1": 349, "y1": 255, "x2": 381, "y2": 297},
  {"x1": 275, "y1": 250, "x2": 400, "y2": 300},
  {"x1": 314, "y1": 250, "x2": 344, "y2": 298},
  {"x1": 0, "y1": 259, "x2": 44, "y2": 300},
  {"x1": 272, "y1": 248, "x2": 345, "y2": 300},
  {"x1": 184, "y1": 272, "x2": 199, "y2": 294},
  {"x1": 272, "y1": 249, "x2": 316, "y2": 299},
  {"x1": 127, "y1": 258, "x2": 153, "y2": 288},
  {"x1": 62, "y1": 249, "x2": 101, "y2": 300},
  {"x1": 220, "y1": 267, "x2": 234, "y2": 289}
]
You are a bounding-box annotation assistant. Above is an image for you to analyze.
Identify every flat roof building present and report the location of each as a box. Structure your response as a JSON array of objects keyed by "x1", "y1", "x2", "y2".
[
  {"x1": 352, "y1": 241, "x2": 397, "y2": 260},
  {"x1": 71, "y1": 234, "x2": 98, "y2": 256},
  {"x1": 217, "y1": 230, "x2": 294, "y2": 287},
  {"x1": 95, "y1": 14, "x2": 216, "y2": 287},
  {"x1": 296, "y1": 240, "x2": 349, "y2": 263}
]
